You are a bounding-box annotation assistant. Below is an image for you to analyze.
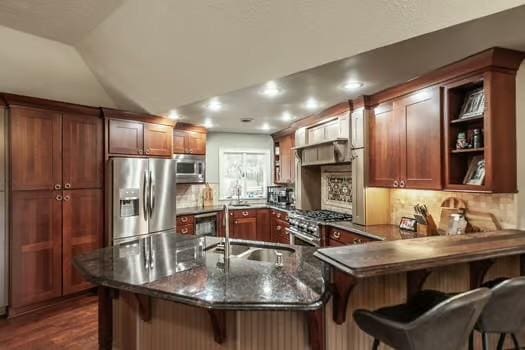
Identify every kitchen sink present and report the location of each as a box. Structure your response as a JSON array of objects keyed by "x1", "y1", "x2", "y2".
[{"x1": 206, "y1": 242, "x2": 295, "y2": 265}]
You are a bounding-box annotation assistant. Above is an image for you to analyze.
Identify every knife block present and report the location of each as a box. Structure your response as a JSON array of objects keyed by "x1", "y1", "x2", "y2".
[{"x1": 418, "y1": 215, "x2": 439, "y2": 236}]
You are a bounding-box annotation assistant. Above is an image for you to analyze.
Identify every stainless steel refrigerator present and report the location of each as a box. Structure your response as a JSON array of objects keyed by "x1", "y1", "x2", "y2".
[{"x1": 108, "y1": 158, "x2": 177, "y2": 245}]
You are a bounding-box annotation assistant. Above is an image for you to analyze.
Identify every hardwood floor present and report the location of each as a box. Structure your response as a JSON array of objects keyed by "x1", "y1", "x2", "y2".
[{"x1": 0, "y1": 295, "x2": 98, "y2": 350}]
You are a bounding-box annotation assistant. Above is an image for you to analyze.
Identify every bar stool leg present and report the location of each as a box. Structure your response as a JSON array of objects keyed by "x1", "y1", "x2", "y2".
[
  {"x1": 497, "y1": 333, "x2": 507, "y2": 350},
  {"x1": 372, "y1": 338, "x2": 380, "y2": 350},
  {"x1": 511, "y1": 333, "x2": 520, "y2": 350},
  {"x1": 482, "y1": 332, "x2": 489, "y2": 350},
  {"x1": 469, "y1": 332, "x2": 474, "y2": 350}
]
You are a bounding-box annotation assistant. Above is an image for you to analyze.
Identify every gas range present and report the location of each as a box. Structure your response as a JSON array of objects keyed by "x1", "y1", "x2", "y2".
[{"x1": 287, "y1": 210, "x2": 352, "y2": 247}]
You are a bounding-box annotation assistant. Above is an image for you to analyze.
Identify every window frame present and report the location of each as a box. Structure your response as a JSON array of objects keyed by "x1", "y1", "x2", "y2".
[{"x1": 218, "y1": 147, "x2": 271, "y2": 200}]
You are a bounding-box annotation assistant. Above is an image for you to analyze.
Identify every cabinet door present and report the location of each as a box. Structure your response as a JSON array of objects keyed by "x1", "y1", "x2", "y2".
[
  {"x1": 108, "y1": 119, "x2": 144, "y2": 155},
  {"x1": 231, "y1": 217, "x2": 257, "y2": 240},
  {"x1": 144, "y1": 123, "x2": 173, "y2": 156},
  {"x1": 63, "y1": 114, "x2": 103, "y2": 189},
  {"x1": 10, "y1": 107, "x2": 62, "y2": 191},
  {"x1": 11, "y1": 191, "x2": 62, "y2": 309},
  {"x1": 277, "y1": 135, "x2": 293, "y2": 183},
  {"x1": 173, "y1": 130, "x2": 187, "y2": 154},
  {"x1": 187, "y1": 131, "x2": 206, "y2": 155},
  {"x1": 368, "y1": 103, "x2": 401, "y2": 187},
  {"x1": 62, "y1": 189, "x2": 103, "y2": 295},
  {"x1": 398, "y1": 88, "x2": 442, "y2": 189},
  {"x1": 256, "y1": 209, "x2": 271, "y2": 242},
  {"x1": 351, "y1": 109, "x2": 365, "y2": 149}
]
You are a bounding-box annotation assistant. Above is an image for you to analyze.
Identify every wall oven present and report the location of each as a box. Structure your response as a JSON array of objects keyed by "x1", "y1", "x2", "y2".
[{"x1": 174, "y1": 155, "x2": 205, "y2": 184}]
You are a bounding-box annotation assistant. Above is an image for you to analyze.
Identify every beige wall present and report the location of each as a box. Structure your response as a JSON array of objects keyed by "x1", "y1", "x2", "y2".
[
  {"x1": 0, "y1": 25, "x2": 114, "y2": 107},
  {"x1": 517, "y1": 62, "x2": 525, "y2": 229}
]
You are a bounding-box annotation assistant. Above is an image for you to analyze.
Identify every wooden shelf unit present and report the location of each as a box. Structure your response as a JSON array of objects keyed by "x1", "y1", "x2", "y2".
[{"x1": 444, "y1": 69, "x2": 518, "y2": 193}]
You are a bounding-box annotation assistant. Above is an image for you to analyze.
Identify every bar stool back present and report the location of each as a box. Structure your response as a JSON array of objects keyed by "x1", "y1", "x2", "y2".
[
  {"x1": 473, "y1": 277, "x2": 525, "y2": 350},
  {"x1": 354, "y1": 288, "x2": 492, "y2": 350}
]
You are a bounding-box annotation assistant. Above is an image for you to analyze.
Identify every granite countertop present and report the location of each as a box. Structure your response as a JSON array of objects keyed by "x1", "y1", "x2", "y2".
[
  {"x1": 326, "y1": 222, "x2": 424, "y2": 241},
  {"x1": 315, "y1": 230, "x2": 525, "y2": 278},
  {"x1": 74, "y1": 233, "x2": 329, "y2": 311},
  {"x1": 176, "y1": 204, "x2": 295, "y2": 216}
]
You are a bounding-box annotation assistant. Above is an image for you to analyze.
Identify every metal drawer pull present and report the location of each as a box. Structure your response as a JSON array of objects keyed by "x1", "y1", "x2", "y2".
[
  {"x1": 332, "y1": 231, "x2": 341, "y2": 239},
  {"x1": 181, "y1": 228, "x2": 188, "y2": 234},
  {"x1": 64, "y1": 183, "x2": 71, "y2": 189},
  {"x1": 54, "y1": 184, "x2": 61, "y2": 190},
  {"x1": 242, "y1": 211, "x2": 249, "y2": 216},
  {"x1": 276, "y1": 225, "x2": 281, "y2": 231},
  {"x1": 56, "y1": 195, "x2": 63, "y2": 201},
  {"x1": 63, "y1": 195, "x2": 71, "y2": 201},
  {"x1": 181, "y1": 217, "x2": 188, "y2": 222}
]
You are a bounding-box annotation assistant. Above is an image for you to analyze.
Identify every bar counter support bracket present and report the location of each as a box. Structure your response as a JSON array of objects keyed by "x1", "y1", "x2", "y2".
[
  {"x1": 406, "y1": 269, "x2": 432, "y2": 299},
  {"x1": 207, "y1": 310, "x2": 227, "y2": 344},
  {"x1": 134, "y1": 294, "x2": 152, "y2": 322},
  {"x1": 332, "y1": 270, "x2": 358, "y2": 325},
  {"x1": 306, "y1": 308, "x2": 326, "y2": 350},
  {"x1": 469, "y1": 259, "x2": 495, "y2": 289},
  {"x1": 98, "y1": 286, "x2": 113, "y2": 350}
]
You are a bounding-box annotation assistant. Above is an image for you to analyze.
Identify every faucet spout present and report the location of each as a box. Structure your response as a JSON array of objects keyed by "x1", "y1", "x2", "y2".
[{"x1": 223, "y1": 204, "x2": 231, "y2": 260}]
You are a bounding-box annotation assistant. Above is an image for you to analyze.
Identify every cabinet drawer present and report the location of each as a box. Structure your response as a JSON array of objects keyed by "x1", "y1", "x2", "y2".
[
  {"x1": 177, "y1": 223, "x2": 194, "y2": 235},
  {"x1": 231, "y1": 209, "x2": 257, "y2": 219},
  {"x1": 271, "y1": 210, "x2": 288, "y2": 221},
  {"x1": 176, "y1": 215, "x2": 194, "y2": 225},
  {"x1": 328, "y1": 228, "x2": 372, "y2": 245}
]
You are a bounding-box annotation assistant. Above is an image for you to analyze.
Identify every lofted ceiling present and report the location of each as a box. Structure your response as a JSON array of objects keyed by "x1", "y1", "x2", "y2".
[
  {"x1": 0, "y1": 0, "x2": 124, "y2": 44},
  {"x1": 0, "y1": 1, "x2": 524, "y2": 133}
]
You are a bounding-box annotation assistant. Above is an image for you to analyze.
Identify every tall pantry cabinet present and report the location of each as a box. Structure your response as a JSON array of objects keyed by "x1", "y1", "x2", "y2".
[{"x1": 6, "y1": 96, "x2": 103, "y2": 316}]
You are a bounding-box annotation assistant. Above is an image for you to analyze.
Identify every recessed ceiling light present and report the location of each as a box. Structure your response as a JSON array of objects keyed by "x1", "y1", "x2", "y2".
[
  {"x1": 304, "y1": 97, "x2": 320, "y2": 110},
  {"x1": 281, "y1": 111, "x2": 294, "y2": 122},
  {"x1": 168, "y1": 109, "x2": 180, "y2": 120},
  {"x1": 260, "y1": 81, "x2": 282, "y2": 97},
  {"x1": 342, "y1": 81, "x2": 364, "y2": 91},
  {"x1": 261, "y1": 123, "x2": 271, "y2": 130},
  {"x1": 207, "y1": 98, "x2": 222, "y2": 112},
  {"x1": 203, "y1": 119, "x2": 214, "y2": 128}
]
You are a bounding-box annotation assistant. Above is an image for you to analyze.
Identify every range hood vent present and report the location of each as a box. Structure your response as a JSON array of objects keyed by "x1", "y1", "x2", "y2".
[{"x1": 294, "y1": 139, "x2": 349, "y2": 166}]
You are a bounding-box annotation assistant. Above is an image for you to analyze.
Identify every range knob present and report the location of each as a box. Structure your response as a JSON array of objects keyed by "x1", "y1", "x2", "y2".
[
  {"x1": 307, "y1": 225, "x2": 317, "y2": 233},
  {"x1": 300, "y1": 222, "x2": 308, "y2": 230}
]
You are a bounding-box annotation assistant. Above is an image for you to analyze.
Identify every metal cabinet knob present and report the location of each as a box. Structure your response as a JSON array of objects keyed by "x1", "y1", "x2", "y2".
[
  {"x1": 64, "y1": 183, "x2": 71, "y2": 189},
  {"x1": 393, "y1": 180, "x2": 399, "y2": 188},
  {"x1": 399, "y1": 180, "x2": 406, "y2": 188},
  {"x1": 181, "y1": 217, "x2": 188, "y2": 222},
  {"x1": 56, "y1": 195, "x2": 63, "y2": 201},
  {"x1": 276, "y1": 225, "x2": 281, "y2": 231},
  {"x1": 242, "y1": 211, "x2": 249, "y2": 216},
  {"x1": 332, "y1": 231, "x2": 341, "y2": 239},
  {"x1": 145, "y1": 149, "x2": 151, "y2": 155},
  {"x1": 64, "y1": 195, "x2": 71, "y2": 201},
  {"x1": 138, "y1": 149, "x2": 144, "y2": 155},
  {"x1": 181, "y1": 228, "x2": 188, "y2": 234},
  {"x1": 54, "y1": 184, "x2": 61, "y2": 190}
]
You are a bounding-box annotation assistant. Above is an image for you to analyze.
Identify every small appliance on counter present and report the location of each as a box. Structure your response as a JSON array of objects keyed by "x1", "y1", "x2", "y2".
[{"x1": 267, "y1": 186, "x2": 294, "y2": 207}]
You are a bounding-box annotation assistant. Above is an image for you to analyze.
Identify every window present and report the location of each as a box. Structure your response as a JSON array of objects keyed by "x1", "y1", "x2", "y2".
[{"x1": 219, "y1": 148, "x2": 270, "y2": 200}]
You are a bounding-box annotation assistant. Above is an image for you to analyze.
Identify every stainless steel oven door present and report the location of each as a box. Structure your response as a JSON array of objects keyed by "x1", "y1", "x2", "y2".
[{"x1": 286, "y1": 227, "x2": 320, "y2": 247}]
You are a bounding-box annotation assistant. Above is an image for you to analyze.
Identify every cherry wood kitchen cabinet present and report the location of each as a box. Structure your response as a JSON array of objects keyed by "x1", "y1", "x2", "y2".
[
  {"x1": 271, "y1": 209, "x2": 290, "y2": 244},
  {"x1": 108, "y1": 119, "x2": 144, "y2": 155},
  {"x1": 326, "y1": 227, "x2": 374, "y2": 247},
  {"x1": 176, "y1": 214, "x2": 195, "y2": 235},
  {"x1": 62, "y1": 189, "x2": 103, "y2": 295},
  {"x1": 274, "y1": 134, "x2": 295, "y2": 184},
  {"x1": 173, "y1": 123, "x2": 207, "y2": 155},
  {"x1": 256, "y1": 209, "x2": 271, "y2": 242},
  {"x1": 63, "y1": 113, "x2": 103, "y2": 189},
  {"x1": 368, "y1": 87, "x2": 442, "y2": 190},
  {"x1": 10, "y1": 106, "x2": 62, "y2": 191},
  {"x1": 10, "y1": 190, "x2": 63, "y2": 311},
  {"x1": 144, "y1": 123, "x2": 173, "y2": 156},
  {"x1": 231, "y1": 217, "x2": 258, "y2": 240}
]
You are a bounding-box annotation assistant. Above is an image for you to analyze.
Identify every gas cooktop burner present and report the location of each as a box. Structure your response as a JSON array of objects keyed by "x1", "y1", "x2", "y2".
[{"x1": 292, "y1": 210, "x2": 352, "y2": 223}]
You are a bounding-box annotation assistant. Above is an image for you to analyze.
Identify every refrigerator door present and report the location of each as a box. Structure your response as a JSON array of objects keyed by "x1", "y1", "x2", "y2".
[
  {"x1": 112, "y1": 158, "x2": 149, "y2": 241},
  {"x1": 148, "y1": 158, "x2": 177, "y2": 234}
]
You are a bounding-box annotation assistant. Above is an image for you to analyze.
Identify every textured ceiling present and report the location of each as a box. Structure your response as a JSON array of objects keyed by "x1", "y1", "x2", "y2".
[
  {"x1": 0, "y1": 0, "x2": 124, "y2": 43},
  {"x1": 76, "y1": 0, "x2": 525, "y2": 133}
]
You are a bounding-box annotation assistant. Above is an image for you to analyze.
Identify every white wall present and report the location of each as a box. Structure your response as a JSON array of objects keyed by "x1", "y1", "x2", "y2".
[
  {"x1": 517, "y1": 62, "x2": 525, "y2": 229},
  {"x1": 205, "y1": 132, "x2": 274, "y2": 184},
  {"x1": 0, "y1": 25, "x2": 114, "y2": 107}
]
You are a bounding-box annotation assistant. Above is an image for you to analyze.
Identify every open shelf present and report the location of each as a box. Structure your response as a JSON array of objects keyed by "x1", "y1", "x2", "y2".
[
  {"x1": 450, "y1": 115, "x2": 484, "y2": 125},
  {"x1": 451, "y1": 148, "x2": 484, "y2": 154}
]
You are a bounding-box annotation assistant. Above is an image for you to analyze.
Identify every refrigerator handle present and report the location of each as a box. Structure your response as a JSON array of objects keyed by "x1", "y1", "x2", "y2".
[
  {"x1": 143, "y1": 170, "x2": 150, "y2": 219},
  {"x1": 149, "y1": 170, "x2": 155, "y2": 218}
]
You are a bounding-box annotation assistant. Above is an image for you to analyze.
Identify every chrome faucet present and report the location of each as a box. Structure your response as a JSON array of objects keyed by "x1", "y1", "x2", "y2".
[{"x1": 223, "y1": 204, "x2": 231, "y2": 260}]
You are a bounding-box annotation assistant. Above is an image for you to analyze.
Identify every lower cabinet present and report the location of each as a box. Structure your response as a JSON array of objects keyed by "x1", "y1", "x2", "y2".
[
  {"x1": 10, "y1": 189, "x2": 103, "y2": 314},
  {"x1": 231, "y1": 217, "x2": 257, "y2": 240},
  {"x1": 326, "y1": 227, "x2": 374, "y2": 247},
  {"x1": 271, "y1": 210, "x2": 290, "y2": 244}
]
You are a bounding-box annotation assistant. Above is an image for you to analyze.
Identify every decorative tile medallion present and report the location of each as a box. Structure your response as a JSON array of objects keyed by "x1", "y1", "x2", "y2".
[{"x1": 327, "y1": 176, "x2": 352, "y2": 203}]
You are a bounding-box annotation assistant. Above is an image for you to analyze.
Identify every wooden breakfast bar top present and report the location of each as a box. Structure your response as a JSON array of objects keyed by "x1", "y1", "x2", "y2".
[{"x1": 314, "y1": 230, "x2": 525, "y2": 278}]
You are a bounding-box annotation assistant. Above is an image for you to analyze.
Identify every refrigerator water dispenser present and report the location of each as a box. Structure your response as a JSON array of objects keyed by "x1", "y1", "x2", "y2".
[{"x1": 119, "y1": 188, "x2": 139, "y2": 217}]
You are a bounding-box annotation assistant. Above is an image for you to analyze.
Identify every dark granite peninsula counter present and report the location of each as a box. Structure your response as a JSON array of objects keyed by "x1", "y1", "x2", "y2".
[{"x1": 75, "y1": 233, "x2": 329, "y2": 350}]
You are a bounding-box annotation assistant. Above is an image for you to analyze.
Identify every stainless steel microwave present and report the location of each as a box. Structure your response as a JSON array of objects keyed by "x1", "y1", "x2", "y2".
[{"x1": 174, "y1": 154, "x2": 205, "y2": 183}]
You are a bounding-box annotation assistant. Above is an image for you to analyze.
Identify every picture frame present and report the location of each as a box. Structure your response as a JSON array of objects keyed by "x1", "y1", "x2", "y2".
[
  {"x1": 399, "y1": 217, "x2": 418, "y2": 232},
  {"x1": 459, "y1": 88, "x2": 485, "y2": 119},
  {"x1": 463, "y1": 156, "x2": 485, "y2": 185}
]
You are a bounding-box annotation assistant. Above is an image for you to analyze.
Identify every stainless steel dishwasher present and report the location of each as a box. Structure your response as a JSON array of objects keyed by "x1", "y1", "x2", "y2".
[{"x1": 194, "y1": 212, "x2": 218, "y2": 237}]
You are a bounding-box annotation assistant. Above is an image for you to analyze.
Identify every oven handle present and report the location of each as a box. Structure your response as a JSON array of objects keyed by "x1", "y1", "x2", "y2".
[{"x1": 286, "y1": 227, "x2": 320, "y2": 246}]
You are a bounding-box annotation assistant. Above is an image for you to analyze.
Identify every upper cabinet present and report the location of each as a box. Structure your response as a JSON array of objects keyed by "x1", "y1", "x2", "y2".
[
  {"x1": 173, "y1": 123, "x2": 207, "y2": 155},
  {"x1": 274, "y1": 133, "x2": 295, "y2": 184},
  {"x1": 103, "y1": 108, "x2": 175, "y2": 158}
]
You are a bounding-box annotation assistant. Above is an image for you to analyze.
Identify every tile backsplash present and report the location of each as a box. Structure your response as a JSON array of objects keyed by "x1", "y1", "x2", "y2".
[
  {"x1": 390, "y1": 189, "x2": 518, "y2": 230},
  {"x1": 176, "y1": 183, "x2": 219, "y2": 208},
  {"x1": 321, "y1": 165, "x2": 352, "y2": 214}
]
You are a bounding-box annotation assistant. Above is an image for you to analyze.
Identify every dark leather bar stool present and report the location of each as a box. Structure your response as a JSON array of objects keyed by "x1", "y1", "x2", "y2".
[
  {"x1": 469, "y1": 276, "x2": 525, "y2": 350},
  {"x1": 354, "y1": 288, "x2": 492, "y2": 350}
]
